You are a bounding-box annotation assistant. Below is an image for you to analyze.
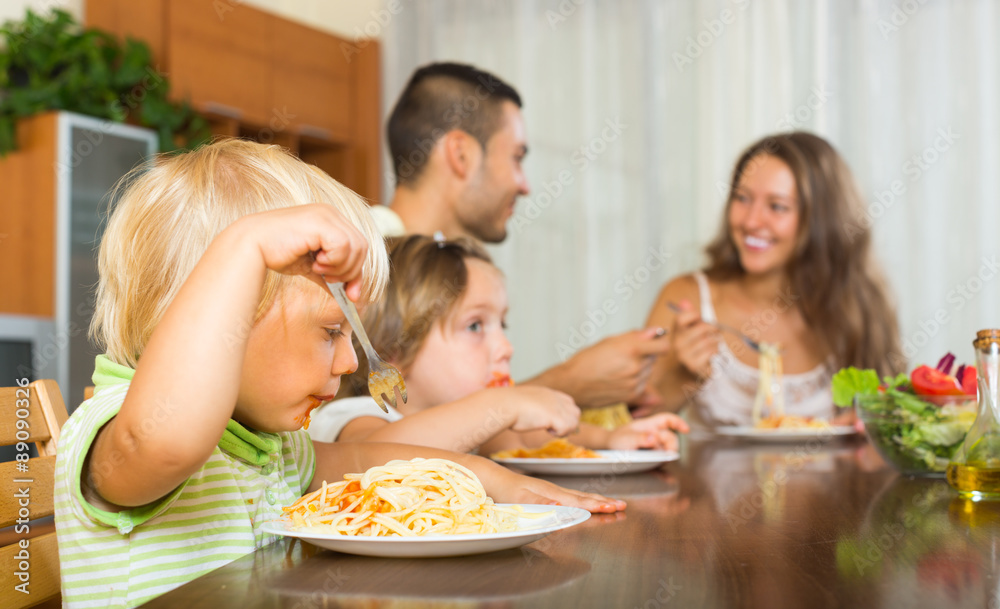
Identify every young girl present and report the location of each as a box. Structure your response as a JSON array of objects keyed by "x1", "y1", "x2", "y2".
[
  {"x1": 308, "y1": 235, "x2": 688, "y2": 454},
  {"x1": 53, "y1": 140, "x2": 624, "y2": 608},
  {"x1": 644, "y1": 132, "x2": 902, "y2": 428}
]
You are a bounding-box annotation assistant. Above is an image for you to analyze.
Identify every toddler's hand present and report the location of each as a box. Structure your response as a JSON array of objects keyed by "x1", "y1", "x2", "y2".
[
  {"x1": 503, "y1": 387, "x2": 580, "y2": 436},
  {"x1": 488, "y1": 468, "x2": 626, "y2": 513},
  {"x1": 235, "y1": 204, "x2": 369, "y2": 297},
  {"x1": 607, "y1": 412, "x2": 689, "y2": 451}
]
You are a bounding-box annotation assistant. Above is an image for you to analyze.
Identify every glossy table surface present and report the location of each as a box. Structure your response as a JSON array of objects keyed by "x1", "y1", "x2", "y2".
[{"x1": 142, "y1": 433, "x2": 1000, "y2": 608}]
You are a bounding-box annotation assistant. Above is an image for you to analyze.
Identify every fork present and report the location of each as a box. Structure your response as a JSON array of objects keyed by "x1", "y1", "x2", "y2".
[
  {"x1": 666, "y1": 301, "x2": 763, "y2": 353},
  {"x1": 327, "y1": 282, "x2": 407, "y2": 413}
]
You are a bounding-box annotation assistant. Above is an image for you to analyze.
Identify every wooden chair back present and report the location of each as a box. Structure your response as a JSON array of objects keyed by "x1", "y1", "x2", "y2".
[{"x1": 0, "y1": 380, "x2": 69, "y2": 608}]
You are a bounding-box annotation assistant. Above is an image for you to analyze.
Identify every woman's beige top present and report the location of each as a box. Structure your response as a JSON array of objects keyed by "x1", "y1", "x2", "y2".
[{"x1": 688, "y1": 272, "x2": 835, "y2": 428}]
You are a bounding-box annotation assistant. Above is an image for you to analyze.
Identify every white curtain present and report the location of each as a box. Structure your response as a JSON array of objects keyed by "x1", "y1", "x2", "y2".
[{"x1": 381, "y1": 0, "x2": 1000, "y2": 381}]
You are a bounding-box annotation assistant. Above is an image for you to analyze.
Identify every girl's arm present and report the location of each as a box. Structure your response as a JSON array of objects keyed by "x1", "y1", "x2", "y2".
[
  {"x1": 338, "y1": 386, "x2": 579, "y2": 453},
  {"x1": 603, "y1": 413, "x2": 689, "y2": 451},
  {"x1": 89, "y1": 205, "x2": 368, "y2": 508},
  {"x1": 311, "y1": 441, "x2": 626, "y2": 513},
  {"x1": 479, "y1": 424, "x2": 610, "y2": 455},
  {"x1": 481, "y1": 412, "x2": 689, "y2": 454}
]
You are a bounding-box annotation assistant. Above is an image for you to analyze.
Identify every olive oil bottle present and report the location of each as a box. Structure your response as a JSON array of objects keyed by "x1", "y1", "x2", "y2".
[{"x1": 947, "y1": 329, "x2": 1000, "y2": 498}]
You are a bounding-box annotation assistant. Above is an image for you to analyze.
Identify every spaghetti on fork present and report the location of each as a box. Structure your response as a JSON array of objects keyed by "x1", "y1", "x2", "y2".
[
  {"x1": 752, "y1": 342, "x2": 784, "y2": 425},
  {"x1": 751, "y1": 343, "x2": 827, "y2": 430}
]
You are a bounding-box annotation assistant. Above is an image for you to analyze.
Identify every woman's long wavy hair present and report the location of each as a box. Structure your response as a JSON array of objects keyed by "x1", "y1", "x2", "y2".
[{"x1": 704, "y1": 132, "x2": 903, "y2": 375}]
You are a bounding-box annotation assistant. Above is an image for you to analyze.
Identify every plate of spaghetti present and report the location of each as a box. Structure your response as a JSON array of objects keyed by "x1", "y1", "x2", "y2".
[
  {"x1": 713, "y1": 341, "x2": 857, "y2": 442},
  {"x1": 714, "y1": 421, "x2": 856, "y2": 443},
  {"x1": 491, "y1": 439, "x2": 679, "y2": 475},
  {"x1": 260, "y1": 457, "x2": 590, "y2": 557}
]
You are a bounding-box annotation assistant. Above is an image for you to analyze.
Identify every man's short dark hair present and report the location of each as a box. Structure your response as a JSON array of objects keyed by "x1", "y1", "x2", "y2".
[{"x1": 387, "y1": 62, "x2": 522, "y2": 186}]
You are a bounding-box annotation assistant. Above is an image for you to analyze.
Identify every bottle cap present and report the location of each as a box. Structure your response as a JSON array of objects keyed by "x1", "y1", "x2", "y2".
[{"x1": 973, "y1": 329, "x2": 1000, "y2": 350}]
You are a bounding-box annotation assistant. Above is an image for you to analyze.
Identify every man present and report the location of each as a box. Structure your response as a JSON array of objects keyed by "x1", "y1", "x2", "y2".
[{"x1": 375, "y1": 62, "x2": 668, "y2": 411}]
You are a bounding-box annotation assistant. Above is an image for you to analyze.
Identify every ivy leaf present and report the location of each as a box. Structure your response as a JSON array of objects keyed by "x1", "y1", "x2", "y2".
[{"x1": 0, "y1": 8, "x2": 204, "y2": 155}]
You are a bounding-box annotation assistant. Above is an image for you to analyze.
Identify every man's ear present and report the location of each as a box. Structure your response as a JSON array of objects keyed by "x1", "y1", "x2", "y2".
[{"x1": 442, "y1": 130, "x2": 478, "y2": 179}]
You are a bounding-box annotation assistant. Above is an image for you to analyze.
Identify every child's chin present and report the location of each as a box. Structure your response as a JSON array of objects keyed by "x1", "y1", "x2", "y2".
[{"x1": 238, "y1": 417, "x2": 296, "y2": 434}]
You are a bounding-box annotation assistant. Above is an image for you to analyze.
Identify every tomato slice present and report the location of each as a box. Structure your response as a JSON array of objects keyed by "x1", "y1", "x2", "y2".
[
  {"x1": 960, "y1": 366, "x2": 977, "y2": 396},
  {"x1": 911, "y1": 365, "x2": 964, "y2": 396}
]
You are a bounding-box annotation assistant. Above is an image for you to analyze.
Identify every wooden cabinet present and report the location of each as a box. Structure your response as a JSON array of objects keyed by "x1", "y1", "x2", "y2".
[
  {"x1": 0, "y1": 112, "x2": 157, "y2": 407},
  {"x1": 167, "y1": 0, "x2": 274, "y2": 126},
  {"x1": 272, "y1": 17, "x2": 353, "y2": 142},
  {"x1": 0, "y1": 115, "x2": 57, "y2": 317},
  {"x1": 86, "y1": 0, "x2": 382, "y2": 201}
]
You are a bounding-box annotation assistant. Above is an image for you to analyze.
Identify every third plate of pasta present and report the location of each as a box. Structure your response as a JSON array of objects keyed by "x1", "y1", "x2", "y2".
[{"x1": 714, "y1": 425, "x2": 857, "y2": 443}]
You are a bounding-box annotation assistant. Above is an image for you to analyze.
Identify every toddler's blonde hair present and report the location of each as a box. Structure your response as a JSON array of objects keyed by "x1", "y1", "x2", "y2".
[{"x1": 91, "y1": 138, "x2": 389, "y2": 368}]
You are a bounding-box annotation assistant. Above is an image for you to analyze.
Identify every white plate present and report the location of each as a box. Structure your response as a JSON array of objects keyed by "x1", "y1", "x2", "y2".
[
  {"x1": 714, "y1": 425, "x2": 857, "y2": 443},
  {"x1": 492, "y1": 450, "x2": 679, "y2": 475},
  {"x1": 259, "y1": 504, "x2": 589, "y2": 558}
]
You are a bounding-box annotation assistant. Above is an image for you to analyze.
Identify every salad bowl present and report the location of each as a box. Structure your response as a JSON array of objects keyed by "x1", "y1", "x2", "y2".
[
  {"x1": 854, "y1": 393, "x2": 976, "y2": 476},
  {"x1": 835, "y1": 354, "x2": 978, "y2": 477}
]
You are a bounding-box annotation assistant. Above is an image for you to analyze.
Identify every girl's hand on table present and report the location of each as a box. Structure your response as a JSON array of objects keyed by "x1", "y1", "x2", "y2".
[
  {"x1": 671, "y1": 300, "x2": 720, "y2": 379},
  {"x1": 607, "y1": 412, "x2": 690, "y2": 451},
  {"x1": 482, "y1": 463, "x2": 626, "y2": 513},
  {"x1": 505, "y1": 475, "x2": 627, "y2": 514}
]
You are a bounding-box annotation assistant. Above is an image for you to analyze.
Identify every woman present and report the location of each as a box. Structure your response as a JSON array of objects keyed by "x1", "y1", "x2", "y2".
[{"x1": 645, "y1": 132, "x2": 902, "y2": 428}]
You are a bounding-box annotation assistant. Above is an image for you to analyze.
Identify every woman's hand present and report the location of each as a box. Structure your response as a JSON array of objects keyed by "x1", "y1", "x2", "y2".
[
  {"x1": 607, "y1": 412, "x2": 690, "y2": 451},
  {"x1": 670, "y1": 300, "x2": 720, "y2": 379}
]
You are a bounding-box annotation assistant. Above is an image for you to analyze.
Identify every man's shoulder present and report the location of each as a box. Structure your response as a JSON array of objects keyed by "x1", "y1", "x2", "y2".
[{"x1": 369, "y1": 204, "x2": 407, "y2": 237}]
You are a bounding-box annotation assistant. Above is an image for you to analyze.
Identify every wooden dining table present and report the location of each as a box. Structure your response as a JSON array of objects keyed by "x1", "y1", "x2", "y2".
[{"x1": 141, "y1": 432, "x2": 1000, "y2": 608}]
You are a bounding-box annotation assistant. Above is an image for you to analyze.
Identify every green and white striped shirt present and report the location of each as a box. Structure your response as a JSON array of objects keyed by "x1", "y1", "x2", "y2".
[{"x1": 54, "y1": 356, "x2": 316, "y2": 608}]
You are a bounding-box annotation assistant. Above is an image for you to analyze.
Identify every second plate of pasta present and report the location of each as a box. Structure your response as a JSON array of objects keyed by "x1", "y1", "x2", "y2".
[
  {"x1": 492, "y1": 450, "x2": 679, "y2": 475},
  {"x1": 260, "y1": 504, "x2": 589, "y2": 557}
]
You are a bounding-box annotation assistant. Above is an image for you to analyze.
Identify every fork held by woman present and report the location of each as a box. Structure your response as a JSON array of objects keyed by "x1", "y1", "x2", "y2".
[{"x1": 666, "y1": 301, "x2": 762, "y2": 353}]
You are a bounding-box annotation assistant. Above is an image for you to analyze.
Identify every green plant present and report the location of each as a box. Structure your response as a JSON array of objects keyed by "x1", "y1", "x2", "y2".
[{"x1": 0, "y1": 8, "x2": 209, "y2": 155}]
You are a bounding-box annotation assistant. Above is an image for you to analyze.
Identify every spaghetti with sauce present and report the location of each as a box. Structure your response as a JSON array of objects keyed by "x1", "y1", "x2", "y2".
[
  {"x1": 487, "y1": 372, "x2": 514, "y2": 388},
  {"x1": 283, "y1": 458, "x2": 520, "y2": 536},
  {"x1": 751, "y1": 344, "x2": 828, "y2": 430},
  {"x1": 751, "y1": 342, "x2": 784, "y2": 425},
  {"x1": 492, "y1": 438, "x2": 601, "y2": 460}
]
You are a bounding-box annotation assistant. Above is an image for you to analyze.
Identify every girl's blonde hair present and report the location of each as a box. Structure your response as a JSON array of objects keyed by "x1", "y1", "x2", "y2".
[
  {"x1": 91, "y1": 138, "x2": 389, "y2": 368},
  {"x1": 344, "y1": 235, "x2": 492, "y2": 395},
  {"x1": 704, "y1": 131, "x2": 902, "y2": 376}
]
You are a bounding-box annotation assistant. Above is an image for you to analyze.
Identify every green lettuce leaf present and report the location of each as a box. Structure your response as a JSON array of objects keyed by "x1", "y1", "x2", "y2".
[
  {"x1": 884, "y1": 388, "x2": 934, "y2": 417},
  {"x1": 882, "y1": 373, "x2": 910, "y2": 390},
  {"x1": 913, "y1": 420, "x2": 970, "y2": 447},
  {"x1": 831, "y1": 367, "x2": 881, "y2": 407}
]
